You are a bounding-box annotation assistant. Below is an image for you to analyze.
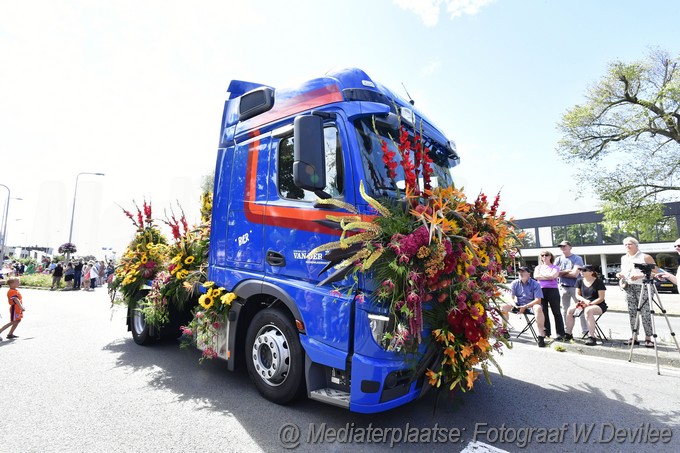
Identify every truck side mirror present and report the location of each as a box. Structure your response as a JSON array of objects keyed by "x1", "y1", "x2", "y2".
[
  {"x1": 293, "y1": 115, "x2": 326, "y2": 192},
  {"x1": 373, "y1": 112, "x2": 399, "y2": 131}
]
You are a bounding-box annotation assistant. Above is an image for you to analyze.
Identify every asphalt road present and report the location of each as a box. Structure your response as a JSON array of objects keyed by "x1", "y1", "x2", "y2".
[{"x1": 1, "y1": 287, "x2": 680, "y2": 452}]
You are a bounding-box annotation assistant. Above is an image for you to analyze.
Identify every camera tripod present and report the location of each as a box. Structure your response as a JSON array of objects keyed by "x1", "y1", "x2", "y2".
[{"x1": 628, "y1": 276, "x2": 680, "y2": 374}]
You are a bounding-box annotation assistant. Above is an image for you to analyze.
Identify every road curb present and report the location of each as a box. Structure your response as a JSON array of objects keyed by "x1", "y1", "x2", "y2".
[{"x1": 513, "y1": 336, "x2": 680, "y2": 368}]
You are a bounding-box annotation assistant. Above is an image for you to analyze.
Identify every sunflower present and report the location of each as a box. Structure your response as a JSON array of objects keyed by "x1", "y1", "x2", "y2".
[
  {"x1": 211, "y1": 288, "x2": 223, "y2": 298},
  {"x1": 184, "y1": 256, "x2": 195, "y2": 265},
  {"x1": 140, "y1": 253, "x2": 148, "y2": 264},
  {"x1": 478, "y1": 251, "x2": 490, "y2": 267},
  {"x1": 199, "y1": 294, "x2": 215, "y2": 310},
  {"x1": 176, "y1": 269, "x2": 189, "y2": 280}
]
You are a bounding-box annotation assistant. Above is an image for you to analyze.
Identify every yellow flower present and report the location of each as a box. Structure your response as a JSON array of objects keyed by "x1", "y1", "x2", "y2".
[
  {"x1": 206, "y1": 287, "x2": 213, "y2": 297},
  {"x1": 221, "y1": 293, "x2": 236, "y2": 306},
  {"x1": 176, "y1": 269, "x2": 189, "y2": 280},
  {"x1": 211, "y1": 288, "x2": 223, "y2": 298},
  {"x1": 203, "y1": 281, "x2": 214, "y2": 288},
  {"x1": 475, "y1": 303, "x2": 485, "y2": 317},
  {"x1": 198, "y1": 294, "x2": 215, "y2": 310},
  {"x1": 184, "y1": 256, "x2": 195, "y2": 265},
  {"x1": 140, "y1": 253, "x2": 148, "y2": 264}
]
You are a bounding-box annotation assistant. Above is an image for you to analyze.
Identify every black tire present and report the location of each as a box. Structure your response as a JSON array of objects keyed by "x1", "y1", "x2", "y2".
[
  {"x1": 129, "y1": 296, "x2": 156, "y2": 346},
  {"x1": 245, "y1": 307, "x2": 305, "y2": 404}
]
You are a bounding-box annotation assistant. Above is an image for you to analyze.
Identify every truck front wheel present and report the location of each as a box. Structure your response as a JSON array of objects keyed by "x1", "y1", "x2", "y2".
[
  {"x1": 130, "y1": 298, "x2": 155, "y2": 345},
  {"x1": 245, "y1": 307, "x2": 305, "y2": 404}
]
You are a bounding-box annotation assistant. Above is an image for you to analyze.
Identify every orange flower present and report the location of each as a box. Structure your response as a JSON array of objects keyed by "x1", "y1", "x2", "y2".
[
  {"x1": 466, "y1": 369, "x2": 478, "y2": 390},
  {"x1": 443, "y1": 346, "x2": 457, "y2": 361},
  {"x1": 460, "y1": 344, "x2": 474, "y2": 359},
  {"x1": 476, "y1": 337, "x2": 491, "y2": 352},
  {"x1": 426, "y1": 369, "x2": 439, "y2": 387}
]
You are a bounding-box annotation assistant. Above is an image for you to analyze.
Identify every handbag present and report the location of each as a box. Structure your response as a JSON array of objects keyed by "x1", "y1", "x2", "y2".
[{"x1": 618, "y1": 278, "x2": 628, "y2": 291}]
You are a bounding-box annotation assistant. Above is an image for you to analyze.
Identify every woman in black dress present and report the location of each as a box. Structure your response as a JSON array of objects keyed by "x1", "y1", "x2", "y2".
[{"x1": 564, "y1": 264, "x2": 607, "y2": 346}]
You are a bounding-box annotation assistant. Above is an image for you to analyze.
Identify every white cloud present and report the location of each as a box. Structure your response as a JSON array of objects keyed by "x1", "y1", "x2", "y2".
[
  {"x1": 445, "y1": 0, "x2": 495, "y2": 19},
  {"x1": 393, "y1": 0, "x2": 495, "y2": 26}
]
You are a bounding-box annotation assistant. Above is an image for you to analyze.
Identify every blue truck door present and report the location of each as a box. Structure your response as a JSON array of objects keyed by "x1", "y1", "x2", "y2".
[
  {"x1": 263, "y1": 122, "x2": 354, "y2": 351},
  {"x1": 223, "y1": 134, "x2": 269, "y2": 272}
]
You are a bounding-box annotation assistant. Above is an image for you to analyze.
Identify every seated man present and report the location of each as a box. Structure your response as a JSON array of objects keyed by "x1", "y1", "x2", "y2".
[{"x1": 500, "y1": 266, "x2": 546, "y2": 347}]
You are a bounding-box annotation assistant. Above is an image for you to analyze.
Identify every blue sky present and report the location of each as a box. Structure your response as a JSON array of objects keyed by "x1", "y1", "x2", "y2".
[{"x1": 1, "y1": 0, "x2": 678, "y2": 257}]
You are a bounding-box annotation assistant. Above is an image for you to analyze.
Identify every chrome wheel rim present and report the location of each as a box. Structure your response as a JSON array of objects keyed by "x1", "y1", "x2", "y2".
[{"x1": 251, "y1": 324, "x2": 290, "y2": 386}]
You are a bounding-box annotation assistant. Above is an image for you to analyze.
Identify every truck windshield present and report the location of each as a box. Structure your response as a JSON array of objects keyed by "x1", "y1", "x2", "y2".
[{"x1": 354, "y1": 117, "x2": 455, "y2": 197}]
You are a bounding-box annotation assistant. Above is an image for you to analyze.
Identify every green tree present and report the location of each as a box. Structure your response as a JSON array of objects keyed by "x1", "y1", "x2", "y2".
[{"x1": 557, "y1": 49, "x2": 680, "y2": 233}]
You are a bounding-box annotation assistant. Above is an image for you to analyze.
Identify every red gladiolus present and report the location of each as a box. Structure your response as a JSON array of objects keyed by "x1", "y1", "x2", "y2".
[
  {"x1": 380, "y1": 139, "x2": 398, "y2": 180},
  {"x1": 422, "y1": 148, "x2": 433, "y2": 191},
  {"x1": 143, "y1": 200, "x2": 152, "y2": 222}
]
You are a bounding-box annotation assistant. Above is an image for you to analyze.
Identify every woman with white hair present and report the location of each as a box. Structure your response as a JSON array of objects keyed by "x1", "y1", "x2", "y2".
[{"x1": 615, "y1": 237, "x2": 657, "y2": 347}]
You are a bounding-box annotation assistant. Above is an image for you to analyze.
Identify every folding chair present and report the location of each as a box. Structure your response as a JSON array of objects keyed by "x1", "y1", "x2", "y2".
[
  {"x1": 581, "y1": 313, "x2": 608, "y2": 341},
  {"x1": 516, "y1": 311, "x2": 538, "y2": 342}
]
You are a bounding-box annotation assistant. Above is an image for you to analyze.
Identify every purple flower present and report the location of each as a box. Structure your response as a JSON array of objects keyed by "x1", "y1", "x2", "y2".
[{"x1": 406, "y1": 292, "x2": 421, "y2": 305}]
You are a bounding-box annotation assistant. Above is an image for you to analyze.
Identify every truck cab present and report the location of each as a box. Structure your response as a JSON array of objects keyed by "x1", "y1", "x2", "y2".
[{"x1": 208, "y1": 68, "x2": 460, "y2": 413}]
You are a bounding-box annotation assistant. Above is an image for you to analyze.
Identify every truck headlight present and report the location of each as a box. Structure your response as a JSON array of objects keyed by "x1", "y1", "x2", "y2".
[{"x1": 368, "y1": 313, "x2": 393, "y2": 348}]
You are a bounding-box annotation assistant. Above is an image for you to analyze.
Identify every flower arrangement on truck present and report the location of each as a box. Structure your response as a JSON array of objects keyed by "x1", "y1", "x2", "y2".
[{"x1": 111, "y1": 67, "x2": 522, "y2": 414}]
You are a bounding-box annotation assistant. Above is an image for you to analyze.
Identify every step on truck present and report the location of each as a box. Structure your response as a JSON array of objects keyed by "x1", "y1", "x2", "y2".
[{"x1": 128, "y1": 67, "x2": 460, "y2": 413}]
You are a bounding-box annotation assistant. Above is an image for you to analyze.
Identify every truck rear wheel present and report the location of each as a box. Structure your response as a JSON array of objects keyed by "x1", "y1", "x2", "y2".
[
  {"x1": 245, "y1": 307, "x2": 305, "y2": 404},
  {"x1": 130, "y1": 298, "x2": 155, "y2": 345}
]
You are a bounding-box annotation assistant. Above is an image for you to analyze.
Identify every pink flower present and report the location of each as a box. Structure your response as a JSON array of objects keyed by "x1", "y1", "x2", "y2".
[
  {"x1": 195, "y1": 311, "x2": 205, "y2": 319},
  {"x1": 180, "y1": 326, "x2": 193, "y2": 336},
  {"x1": 406, "y1": 292, "x2": 421, "y2": 305},
  {"x1": 202, "y1": 347, "x2": 218, "y2": 359}
]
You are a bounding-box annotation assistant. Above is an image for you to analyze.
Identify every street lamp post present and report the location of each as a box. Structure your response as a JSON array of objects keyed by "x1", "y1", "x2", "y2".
[
  {"x1": 0, "y1": 184, "x2": 22, "y2": 261},
  {"x1": 67, "y1": 172, "x2": 105, "y2": 256}
]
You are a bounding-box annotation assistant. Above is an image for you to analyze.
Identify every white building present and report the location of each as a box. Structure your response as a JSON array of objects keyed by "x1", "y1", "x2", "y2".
[{"x1": 515, "y1": 202, "x2": 680, "y2": 276}]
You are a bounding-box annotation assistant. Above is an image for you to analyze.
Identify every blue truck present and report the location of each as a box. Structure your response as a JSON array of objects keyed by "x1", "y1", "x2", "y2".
[{"x1": 128, "y1": 68, "x2": 460, "y2": 413}]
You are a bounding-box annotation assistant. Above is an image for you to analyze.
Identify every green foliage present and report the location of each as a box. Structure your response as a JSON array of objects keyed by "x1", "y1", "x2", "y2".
[
  {"x1": 16, "y1": 273, "x2": 62, "y2": 289},
  {"x1": 557, "y1": 48, "x2": 680, "y2": 232}
]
